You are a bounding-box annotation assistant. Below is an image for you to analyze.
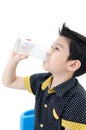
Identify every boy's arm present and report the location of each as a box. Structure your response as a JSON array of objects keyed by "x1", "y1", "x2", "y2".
[{"x1": 2, "y1": 51, "x2": 28, "y2": 89}]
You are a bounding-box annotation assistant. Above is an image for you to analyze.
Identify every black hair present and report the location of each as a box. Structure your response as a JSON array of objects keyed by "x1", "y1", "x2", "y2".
[{"x1": 59, "y1": 23, "x2": 86, "y2": 77}]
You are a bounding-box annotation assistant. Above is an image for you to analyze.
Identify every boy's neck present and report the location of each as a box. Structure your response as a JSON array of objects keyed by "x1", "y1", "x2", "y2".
[{"x1": 51, "y1": 73, "x2": 73, "y2": 88}]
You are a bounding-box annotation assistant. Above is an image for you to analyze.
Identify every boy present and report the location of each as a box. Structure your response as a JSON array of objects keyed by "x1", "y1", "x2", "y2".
[{"x1": 2, "y1": 24, "x2": 86, "y2": 130}]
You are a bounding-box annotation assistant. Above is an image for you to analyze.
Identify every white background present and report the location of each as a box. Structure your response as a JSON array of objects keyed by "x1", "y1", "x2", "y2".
[{"x1": 0, "y1": 0, "x2": 86, "y2": 129}]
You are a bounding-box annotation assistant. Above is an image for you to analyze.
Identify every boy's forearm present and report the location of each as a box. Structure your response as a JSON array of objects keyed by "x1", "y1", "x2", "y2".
[
  {"x1": 2, "y1": 52, "x2": 28, "y2": 89},
  {"x1": 2, "y1": 57, "x2": 19, "y2": 87}
]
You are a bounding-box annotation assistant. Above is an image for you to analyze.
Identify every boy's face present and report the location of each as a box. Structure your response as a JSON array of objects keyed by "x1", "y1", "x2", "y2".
[{"x1": 43, "y1": 36, "x2": 71, "y2": 75}]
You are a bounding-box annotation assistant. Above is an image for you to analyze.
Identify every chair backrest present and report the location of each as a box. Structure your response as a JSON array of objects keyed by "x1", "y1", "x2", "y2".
[{"x1": 20, "y1": 109, "x2": 34, "y2": 130}]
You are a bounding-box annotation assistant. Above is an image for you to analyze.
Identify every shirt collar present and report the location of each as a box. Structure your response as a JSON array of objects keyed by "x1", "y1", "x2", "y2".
[
  {"x1": 41, "y1": 75, "x2": 77, "y2": 97},
  {"x1": 41, "y1": 75, "x2": 53, "y2": 90}
]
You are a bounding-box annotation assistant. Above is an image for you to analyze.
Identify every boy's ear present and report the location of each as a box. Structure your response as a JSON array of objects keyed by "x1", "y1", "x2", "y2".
[{"x1": 67, "y1": 60, "x2": 81, "y2": 72}]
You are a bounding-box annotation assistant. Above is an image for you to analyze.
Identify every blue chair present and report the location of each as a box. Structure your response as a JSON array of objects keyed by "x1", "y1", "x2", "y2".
[{"x1": 20, "y1": 109, "x2": 34, "y2": 130}]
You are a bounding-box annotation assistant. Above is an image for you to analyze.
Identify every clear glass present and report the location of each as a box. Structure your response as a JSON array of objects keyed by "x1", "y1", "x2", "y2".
[{"x1": 14, "y1": 37, "x2": 47, "y2": 60}]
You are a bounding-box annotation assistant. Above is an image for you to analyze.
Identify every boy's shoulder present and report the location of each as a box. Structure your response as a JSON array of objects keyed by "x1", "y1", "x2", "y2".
[
  {"x1": 30, "y1": 72, "x2": 52, "y2": 82},
  {"x1": 63, "y1": 78, "x2": 86, "y2": 116},
  {"x1": 71, "y1": 79, "x2": 86, "y2": 99},
  {"x1": 64, "y1": 78, "x2": 86, "y2": 107},
  {"x1": 62, "y1": 79, "x2": 86, "y2": 127}
]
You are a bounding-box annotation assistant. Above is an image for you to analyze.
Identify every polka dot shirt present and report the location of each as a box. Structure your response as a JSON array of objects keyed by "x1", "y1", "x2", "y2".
[{"x1": 24, "y1": 73, "x2": 86, "y2": 130}]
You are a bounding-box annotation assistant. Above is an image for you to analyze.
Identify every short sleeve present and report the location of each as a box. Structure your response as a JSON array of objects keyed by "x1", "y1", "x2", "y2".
[
  {"x1": 24, "y1": 73, "x2": 51, "y2": 95},
  {"x1": 62, "y1": 94, "x2": 86, "y2": 130}
]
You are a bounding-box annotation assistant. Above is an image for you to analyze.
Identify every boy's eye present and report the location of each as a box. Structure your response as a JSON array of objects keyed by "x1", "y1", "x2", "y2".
[
  {"x1": 55, "y1": 47, "x2": 59, "y2": 50},
  {"x1": 51, "y1": 46, "x2": 59, "y2": 51}
]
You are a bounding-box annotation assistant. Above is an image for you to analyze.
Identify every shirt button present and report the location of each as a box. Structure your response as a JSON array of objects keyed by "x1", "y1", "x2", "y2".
[
  {"x1": 44, "y1": 104, "x2": 48, "y2": 108},
  {"x1": 40, "y1": 124, "x2": 44, "y2": 128}
]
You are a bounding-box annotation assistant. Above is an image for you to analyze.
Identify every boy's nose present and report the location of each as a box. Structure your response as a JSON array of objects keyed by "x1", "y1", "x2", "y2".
[{"x1": 46, "y1": 48, "x2": 53, "y2": 56}]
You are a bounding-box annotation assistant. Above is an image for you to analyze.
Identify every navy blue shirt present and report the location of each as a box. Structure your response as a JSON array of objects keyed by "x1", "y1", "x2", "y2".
[{"x1": 24, "y1": 73, "x2": 86, "y2": 130}]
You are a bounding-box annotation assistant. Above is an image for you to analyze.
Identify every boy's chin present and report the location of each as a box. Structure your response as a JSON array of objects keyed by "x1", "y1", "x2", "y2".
[{"x1": 42, "y1": 64, "x2": 48, "y2": 71}]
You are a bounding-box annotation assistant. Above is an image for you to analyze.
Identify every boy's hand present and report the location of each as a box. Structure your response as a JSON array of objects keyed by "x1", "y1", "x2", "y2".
[{"x1": 10, "y1": 50, "x2": 29, "y2": 62}]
